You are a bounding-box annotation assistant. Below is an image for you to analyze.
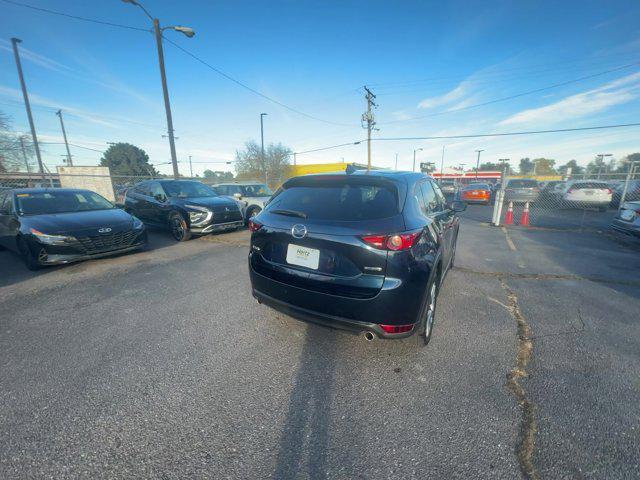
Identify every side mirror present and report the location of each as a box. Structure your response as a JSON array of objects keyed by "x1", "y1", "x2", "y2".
[
  {"x1": 449, "y1": 200, "x2": 467, "y2": 212},
  {"x1": 233, "y1": 192, "x2": 242, "y2": 200}
]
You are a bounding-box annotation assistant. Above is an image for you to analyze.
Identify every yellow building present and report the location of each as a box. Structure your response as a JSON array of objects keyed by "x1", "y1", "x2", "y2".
[{"x1": 288, "y1": 162, "x2": 382, "y2": 177}]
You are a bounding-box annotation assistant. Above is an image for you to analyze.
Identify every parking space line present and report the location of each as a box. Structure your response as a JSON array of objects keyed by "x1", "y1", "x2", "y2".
[{"x1": 501, "y1": 226, "x2": 518, "y2": 251}]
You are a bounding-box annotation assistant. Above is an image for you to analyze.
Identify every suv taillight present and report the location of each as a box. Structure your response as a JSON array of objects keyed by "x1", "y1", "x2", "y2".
[
  {"x1": 248, "y1": 220, "x2": 262, "y2": 232},
  {"x1": 361, "y1": 231, "x2": 421, "y2": 251}
]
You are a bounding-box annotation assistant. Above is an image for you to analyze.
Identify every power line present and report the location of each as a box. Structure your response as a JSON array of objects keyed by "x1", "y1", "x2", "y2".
[
  {"x1": 379, "y1": 62, "x2": 640, "y2": 125},
  {"x1": 292, "y1": 122, "x2": 640, "y2": 156},
  {"x1": 162, "y1": 37, "x2": 356, "y2": 127},
  {"x1": 1, "y1": 0, "x2": 150, "y2": 32},
  {"x1": 372, "y1": 122, "x2": 640, "y2": 142},
  {"x1": 40, "y1": 141, "x2": 105, "y2": 153}
]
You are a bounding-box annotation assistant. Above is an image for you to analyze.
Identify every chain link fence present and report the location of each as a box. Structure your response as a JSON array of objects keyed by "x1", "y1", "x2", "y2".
[
  {"x1": 0, "y1": 171, "x2": 248, "y2": 205},
  {"x1": 491, "y1": 167, "x2": 640, "y2": 230}
]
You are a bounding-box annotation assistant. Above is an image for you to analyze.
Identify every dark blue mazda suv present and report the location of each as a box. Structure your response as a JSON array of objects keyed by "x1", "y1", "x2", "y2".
[{"x1": 248, "y1": 170, "x2": 465, "y2": 344}]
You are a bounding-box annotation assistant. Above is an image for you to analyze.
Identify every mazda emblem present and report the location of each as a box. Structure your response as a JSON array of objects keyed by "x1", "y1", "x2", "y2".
[
  {"x1": 98, "y1": 227, "x2": 112, "y2": 234},
  {"x1": 291, "y1": 224, "x2": 307, "y2": 239}
]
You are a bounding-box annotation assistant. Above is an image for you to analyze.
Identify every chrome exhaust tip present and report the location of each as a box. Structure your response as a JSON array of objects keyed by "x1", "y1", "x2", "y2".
[{"x1": 364, "y1": 331, "x2": 375, "y2": 342}]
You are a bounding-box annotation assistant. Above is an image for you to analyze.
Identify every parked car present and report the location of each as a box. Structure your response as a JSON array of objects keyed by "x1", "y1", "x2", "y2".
[
  {"x1": 439, "y1": 179, "x2": 458, "y2": 196},
  {"x1": 555, "y1": 180, "x2": 612, "y2": 211},
  {"x1": 0, "y1": 188, "x2": 147, "y2": 270},
  {"x1": 611, "y1": 201, "x2": 640, "y2": 238},
  {"x1": 503, "y1": 178, "x2": 540, "y2": 203},
  {"x1": 611, "y1": 180, "x2": 640, "y2": 207},
  {"x1": 213, "y1": 182, "x2": 273, "y2": 222},
  {"x1": 124, "y1": 180, "x2": 243, "y2": 241},
  {"x1": 248, "y1": 171, "x2": 466, "y2": 345},
  {"x1": 460, "y1": 183, "x2": 492, "y2": 205}
]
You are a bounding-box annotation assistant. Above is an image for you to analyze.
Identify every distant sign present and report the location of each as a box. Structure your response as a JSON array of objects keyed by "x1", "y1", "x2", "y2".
[{"x1": 420, "y1": 162, "x2": 435, "y2": 173}]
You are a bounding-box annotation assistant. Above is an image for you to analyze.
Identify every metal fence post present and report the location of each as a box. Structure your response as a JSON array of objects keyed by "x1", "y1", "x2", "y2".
[{"x1": 618, "y1": 161, "x2": 637, "y2": 211}]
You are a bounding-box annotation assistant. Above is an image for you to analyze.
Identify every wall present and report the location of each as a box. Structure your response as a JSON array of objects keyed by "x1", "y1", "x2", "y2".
[{"x1": 56, "y1": 166, "x2": 116, "y2": 202}]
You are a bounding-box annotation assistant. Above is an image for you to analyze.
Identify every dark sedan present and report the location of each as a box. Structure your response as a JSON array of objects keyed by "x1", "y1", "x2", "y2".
[
  {"x1": 124, "y1": 180, "x2": 243, "y2": 241},
  {"x1": 0, "y1": 188, "x2": 147, "y2": 270},
  {"x1": 248, "y1": 171, "x2": 465, "y2": 345}
]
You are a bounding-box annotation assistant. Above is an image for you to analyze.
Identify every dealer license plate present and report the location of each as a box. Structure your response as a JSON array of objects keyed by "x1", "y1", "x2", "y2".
[{"x1": 286, "y1": 244, "x2": 320, "y2": 270}]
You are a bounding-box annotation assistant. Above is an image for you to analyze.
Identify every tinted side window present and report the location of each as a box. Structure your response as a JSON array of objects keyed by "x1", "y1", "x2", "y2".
[
  {"x1": 431, "y1": 181, "x2": 446, "y2": 210},
  {"x1": 216, "y1": 186, "x2": 227, "y2": 195},
  {"x1": 420, "y1": 181, "x2": 438, "y2": 213},
  {"x1": 134, "y1": 183, "x2": 150, "y2": 196},
  {"x1": 414, "y1": 184, "x2": 427, "y2": 214},
  {"x1": 148, "y1": 182, "x2": 165, "y2": 198}
]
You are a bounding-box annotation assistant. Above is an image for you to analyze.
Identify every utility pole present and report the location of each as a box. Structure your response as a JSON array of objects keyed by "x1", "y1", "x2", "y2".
[
  {"x1": 439, "y1": 145, "x2": 445, "y2": 184},
  {"x1": 293, "y1": 152, "x2": 297, "y2": 166},
  {"x1": 413, "y1": 147, "x2": 423, "y2": 172},
  {"x1": 189, "y1": 155, "x2": 193, "y2": 178},
  {"x1": 19, "y1": 136, "x2": 31, "y2": 173},
  {"x1": 395, "y1": 153, "x2": 398, "y2": 170},
  {"x1": 56, "y1": 109, "x2": 73, "y2": 166},
  {"x1": 475, "y1": 149, "x2": 484, "y2": 180},
  {"x1": 11, "y1": 38, "x2": 44, "y2": 178},
  {"x1": 362, "y1": 86, "x2": 377, "y2": 170},
  {"x1": 260, "y1": 113, "x2": 268, "y2": 184},
  {"x1": 153, "y1": 19, "x2": 179, "y2": 179}
]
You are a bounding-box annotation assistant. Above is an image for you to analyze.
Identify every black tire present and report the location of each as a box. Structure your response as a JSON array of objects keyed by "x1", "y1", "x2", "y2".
[
  {"x1": 168, "y1": 212, "x2": 191, "y2": 242},
  {"x1": 417, "y1": 277, "x2": 439, "y2": 347},
  {"x1": 18, "y1": 237, "x2": 42, "y2": 271},
  {"x1": 246, "y1": 206, "x2": 262, "y2": 223}
]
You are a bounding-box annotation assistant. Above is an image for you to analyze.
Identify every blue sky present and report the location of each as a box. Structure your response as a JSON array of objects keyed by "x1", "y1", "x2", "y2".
[{"x1": 1, "y1": 0, "x2": 639, "y2": 176}]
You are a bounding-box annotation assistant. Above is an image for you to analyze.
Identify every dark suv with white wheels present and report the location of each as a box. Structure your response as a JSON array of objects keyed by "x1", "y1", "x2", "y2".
[
  {"x1": 248, "y1": 171, "x2": 465, "y2": 345},
  {"x1": 124, "y1": 180, "x2": 243, "y2": 241}
]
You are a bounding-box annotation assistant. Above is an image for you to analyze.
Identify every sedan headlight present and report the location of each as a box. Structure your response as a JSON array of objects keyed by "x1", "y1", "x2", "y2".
[
  {"x1": 184, "y1": 204, "x2": 213, "y2": 226},
  {"x1": 30, "y1": 228, "x2": 76, "y2": 245},
  {"x1": 132, "y1": 216, "x2": 145, "y2": 230}
]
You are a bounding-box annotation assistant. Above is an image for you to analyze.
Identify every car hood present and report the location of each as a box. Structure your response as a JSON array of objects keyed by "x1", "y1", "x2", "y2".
[
  {"x1": 172, "y1": 196, "x2": 238, "y2": 209},
  {"x1": 20, "y1": 208, "x2": 134, "y2": 235}
]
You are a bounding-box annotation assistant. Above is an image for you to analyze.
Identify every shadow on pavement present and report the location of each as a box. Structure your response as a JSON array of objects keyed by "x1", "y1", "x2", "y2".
[
  {"x1": 0, "y1": 229, "x2": 177, "y2": 289},
  {"x1": 274, "y1": 325, "x2": 338, "y2": 479}
]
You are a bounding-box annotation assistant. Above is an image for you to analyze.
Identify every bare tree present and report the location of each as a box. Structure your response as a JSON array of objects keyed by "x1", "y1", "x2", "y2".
[
  {"x1": 235, "y1": 140, "x2": 292, "y2": 187},
  {"x1": 0, "y1": 111, "x2": 35, "y2": 172}
]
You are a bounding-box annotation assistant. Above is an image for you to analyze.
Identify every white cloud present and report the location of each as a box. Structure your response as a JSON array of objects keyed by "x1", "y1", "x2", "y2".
[
  {"x1": 417, "y1": 81, "x2": 470, "y2": 109},
  {"x1": 500, "y1": 72, "x2": 640, "y2": 126}
]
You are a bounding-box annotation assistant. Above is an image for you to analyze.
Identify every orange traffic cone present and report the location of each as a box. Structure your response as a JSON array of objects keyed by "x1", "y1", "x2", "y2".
[
  {"x1": 520, "y1": 202, "x2": 530, "y2": 227},
  {"x1": 505, "y1": 201, "x2": 514, "y2": 225}
]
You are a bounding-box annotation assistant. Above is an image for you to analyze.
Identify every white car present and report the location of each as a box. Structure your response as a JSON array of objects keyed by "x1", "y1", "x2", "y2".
[
  {"x1": 612, "y1": 201, "x2": 640, "y2": 238},
  {"x1": 213, "y1": 182, "x2": 273, "y2": 222},
  {"x1": 556, "y1": 180, "x2": 612, "y2": 211}
]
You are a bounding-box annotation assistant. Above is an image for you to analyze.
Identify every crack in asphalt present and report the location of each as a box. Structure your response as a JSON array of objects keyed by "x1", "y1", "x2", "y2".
[
  {"x1": 499, "y1": 278, "x2": 539, "y2": 480},
  {"x1": 455, "y1": 266, "x2": 640, "y2": 287}
]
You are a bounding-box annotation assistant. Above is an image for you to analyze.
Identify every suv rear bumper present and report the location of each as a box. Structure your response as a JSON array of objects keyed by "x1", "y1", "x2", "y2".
[
  {"x1": 249, "y1": 256, "x2": 424, "y2": 339},
  {"x1": 252, "y1": 288, "x2": 417, "y2": 339}
]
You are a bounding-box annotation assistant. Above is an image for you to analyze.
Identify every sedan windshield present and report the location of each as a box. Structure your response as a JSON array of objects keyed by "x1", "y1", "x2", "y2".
[
  {"x1": 162, "y1": 181, "x2": 218, "y2": 198},
  {"x1": 16, "y1": 191, "x2": 114, "y2": 216}
]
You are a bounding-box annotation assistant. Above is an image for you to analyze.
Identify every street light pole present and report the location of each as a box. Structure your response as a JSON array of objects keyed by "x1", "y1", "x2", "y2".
[
  {"x1": 56, "y1": 109, "x2": 73, "y2": 166},
  {"x1": 122, "y1": 0, "x2": 195, "y2": 180},
  {"x1": 189, "y1": 155, "x2": 193, "y2": 178},
  {"x1": 475, "y1": 149, "x2": 484, "y2": 180},
  {"x1": 11, "y1": 38, "x2": 44, "y2": 178},
  {"x1": 153, "y1": 18, "x2": 180, "y2": 179},
  {"x1": 413, "y1": 148, "x2": 423, "y2": 172},
  {"x1": 260, "y1": 113, "x2": 268, "y2": 185},
  {"x1": 395, "y1": 153, "x2": 398, "y2": 170}
]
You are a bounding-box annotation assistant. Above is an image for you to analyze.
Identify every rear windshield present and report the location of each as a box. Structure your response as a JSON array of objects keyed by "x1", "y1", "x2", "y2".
[
  {"x1": 572, "y1": 182, "x2": 609, "y2": 189},
  {"x1": 507, "y1": 179, "x2": 538, "y2": 188},
  {"x1": 15, "y1": 191, "x2": 114, "y2": 215},
  {"x1": 266, "y1": 182, "x2": 398, "y2": 221},
  {"x1": 464, "y1": 184, "x2": 490, "y2": 190}
]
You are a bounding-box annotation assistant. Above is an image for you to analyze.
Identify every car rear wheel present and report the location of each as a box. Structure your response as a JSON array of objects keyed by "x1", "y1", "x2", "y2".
[
  {"x1": 417, "y1": 280, "x2": 438, "y2": 346},
  {"x1": 18, "y1": 237, "x2": 42, "y2": 271},
  {"x1": 169, "y1": 212, "x2": 191, "y2": 242}
]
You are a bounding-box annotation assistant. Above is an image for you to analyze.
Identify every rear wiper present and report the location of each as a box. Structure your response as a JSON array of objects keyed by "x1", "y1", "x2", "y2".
[{"x1": 270, "y1": 208, "x2": 308, "y2": 219}]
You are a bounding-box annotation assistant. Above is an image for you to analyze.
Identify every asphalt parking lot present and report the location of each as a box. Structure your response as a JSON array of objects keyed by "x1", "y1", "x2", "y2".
[{"x1": 1, "y1": 211, "x2": 639, "y2": 479}]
